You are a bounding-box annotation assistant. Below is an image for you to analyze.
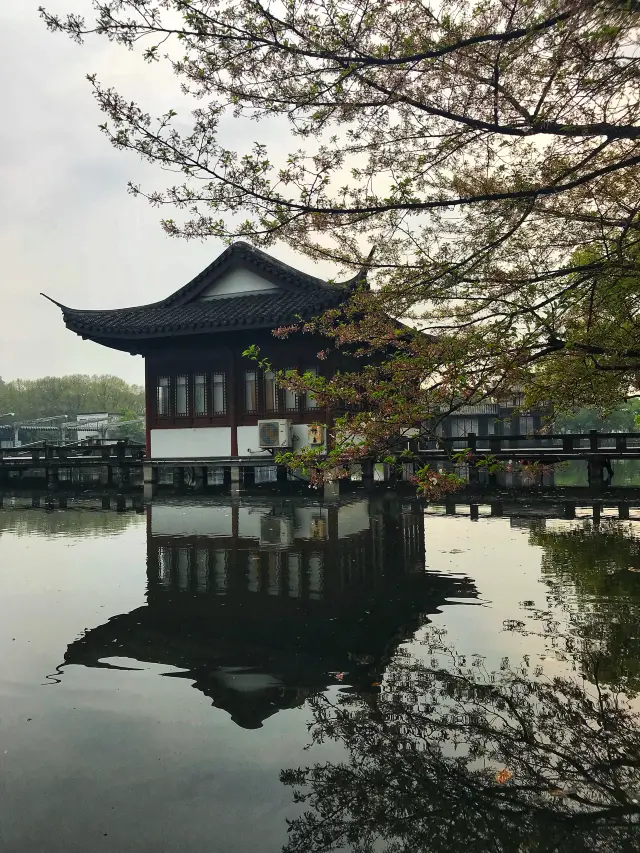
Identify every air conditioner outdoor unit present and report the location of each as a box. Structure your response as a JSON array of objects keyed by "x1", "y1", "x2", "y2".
[{"x1": 258, "y1": 419, "x2": 293, "y2": 449}]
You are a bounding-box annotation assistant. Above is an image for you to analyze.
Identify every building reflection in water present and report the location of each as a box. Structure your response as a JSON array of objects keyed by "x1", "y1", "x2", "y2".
[{"x1": 63, "y1": 496, "x2": 477, "y2": 728}]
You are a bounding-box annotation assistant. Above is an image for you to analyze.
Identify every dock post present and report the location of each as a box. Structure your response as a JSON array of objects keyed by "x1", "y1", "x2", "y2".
[
  {"x1": 470, "y1": 503, "x2": 479, "y2": 521},
  {"x1": 173, "y1": 466, "x2": 185, "y2": 490},
  {"x1": 593, "y1": 503, "x2": 602, "y2": 525},
  {"x1": 193, "y1": 466, "x2": 205, "y2": 490},
  {"x1": 142, "y1": 462, "x2": 157, "y2": 484},
  {"x1": 619, "y1": 503, "x2": 630, "y2": 520},
  {"x1": 100, "y1": 465, "x2": 113, "y2": 487},
  {"x1": 562, "y1": 501, "x2": 576, "y2": 520},
  {"x1": 445, "y1": 497, "x2": 456, "y2": 515},
  {"x1": 116, "y1": 495, "x2": 127, "y2": 512},
  {"x1": 276, "y1": 464, "x2": 288, "y2": 488},
  {"x1": 490, "y1": 501, "x2": 503, "y2": 517},
  {"x1": 47, "y1": 466, "x2": 59, "y2": 489},
  {"x1": 58, "y1": 495, "x2": 68, "y2": 510},
  {"x1": 361, "y1": 460, "x2": 375, "y2": 490},
  {"x1": 230, "y1": 465, "x2": 241, "y2": 495},
  {"x1": 223, "y1": 466, "x2": 232, "y2": 488},
  {"x1": 243, "y1": 466, "x2": 256, "y2": 489},
  {"x1": 142, "y1": 463, "x2": 157, "y2": 501},
  {"x1": 587, "y1": 458, "x2": 604, "y2": 490},
  {"x1": 101, "y1": 496, "x2": 111, "y2": 510}
]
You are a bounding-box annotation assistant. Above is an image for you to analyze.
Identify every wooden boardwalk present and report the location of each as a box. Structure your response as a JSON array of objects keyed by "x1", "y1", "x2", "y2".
[
  {"x1": 0, "y1": 441, "x2": 144, "y2": 487},
  {"x1": 1, "y1": 430, "x2": 640, "y2": 492},
  {"x1": 417, "y1": 429, "x2": 640, "y2": 461}
]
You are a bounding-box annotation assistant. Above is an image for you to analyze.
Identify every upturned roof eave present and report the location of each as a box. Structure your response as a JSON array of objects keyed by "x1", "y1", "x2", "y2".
[{"x1": 62, "y1": 315, "x2": 323, "y2": 343}]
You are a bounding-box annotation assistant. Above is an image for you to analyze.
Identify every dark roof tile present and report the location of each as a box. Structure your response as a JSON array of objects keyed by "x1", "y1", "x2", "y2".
[{"x1": 62, "y1": 290, "x2": 344, "y2": 338}]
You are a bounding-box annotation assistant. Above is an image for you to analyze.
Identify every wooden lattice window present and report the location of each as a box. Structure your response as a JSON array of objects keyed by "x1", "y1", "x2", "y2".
[
  {"x1": 157, "y1": 376, "x2": 170, "y2": 417},
  {"x1": 304, "y1": 366, "x2": 318, "y2": 410},
  {"x1": 244, "y1": 371, "x2": 257, "y2": 413},
  {"x1": 194, "y1": 373, "x2": 207, "y2": 416},
  {"x1": 283, "y1": 368, "x2": 298, "y2": 412},
  {"x1": 176, "y1": 375, "x2": 189, "y2": 416},
  {"x1": 212, "y1": 372, "x2": 226, "y2": 415},
  {"x1": 264, "y1": 370, "x2": 278, "y2": 412}
]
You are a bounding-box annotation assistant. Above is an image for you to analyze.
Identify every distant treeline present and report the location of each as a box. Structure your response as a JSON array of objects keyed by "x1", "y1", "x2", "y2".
[
  {"x1": 1, "y1": 374, "x2": 637, "y2": 434},
  {"x1": 0, "y1": 375, "x2": 145, "y2": 422}
]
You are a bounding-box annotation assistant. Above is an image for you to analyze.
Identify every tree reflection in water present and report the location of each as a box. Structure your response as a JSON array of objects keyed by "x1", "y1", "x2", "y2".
[
  {"x1": 524, "y1": 520, "x2": 640, "y2": 696},
  {"x1": 282, "y1": 637, "x2": 640, "y2": 851}
]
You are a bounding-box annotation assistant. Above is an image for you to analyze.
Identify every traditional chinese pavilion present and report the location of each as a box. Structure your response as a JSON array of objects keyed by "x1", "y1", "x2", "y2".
[
  {"x1": 45, "y1": 242, "x2": 546, "y2": 469},
  {"x1": 45, "y1": 242, "x2": 360, "y2": 462}
]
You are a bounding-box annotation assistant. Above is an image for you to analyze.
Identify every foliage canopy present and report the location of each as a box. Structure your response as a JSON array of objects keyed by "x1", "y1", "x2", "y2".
[{"x1": 40, "y1": 0, "x2": 640, "y2": 480}]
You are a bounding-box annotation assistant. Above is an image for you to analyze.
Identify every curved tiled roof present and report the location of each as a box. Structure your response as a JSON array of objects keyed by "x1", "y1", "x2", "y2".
[
  {"x1": 44, "y1": 242, "x2": 361, "y2": 343},
  {"x1": 56, "y1": 289, "x2": 345, "y2": 338}
]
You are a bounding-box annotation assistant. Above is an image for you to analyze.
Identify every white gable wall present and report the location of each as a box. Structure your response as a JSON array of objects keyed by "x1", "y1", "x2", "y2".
[
  {"x1": 199, "y1": 267, "x2": 280, "y2": 299},
  {"x1": 151, "y1": 427, "x2": 232, "y2": 458}
]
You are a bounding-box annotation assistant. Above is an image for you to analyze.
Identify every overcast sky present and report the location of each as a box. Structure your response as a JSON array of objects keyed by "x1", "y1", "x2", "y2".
[{"x1": 1, "y1": 4, "x2": 333, "y2": 386}]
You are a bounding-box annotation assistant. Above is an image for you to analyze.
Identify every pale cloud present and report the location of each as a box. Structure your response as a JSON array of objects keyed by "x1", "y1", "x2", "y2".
[{"x1": 0, "y1": 3, "x2": 335, "y2": 384}]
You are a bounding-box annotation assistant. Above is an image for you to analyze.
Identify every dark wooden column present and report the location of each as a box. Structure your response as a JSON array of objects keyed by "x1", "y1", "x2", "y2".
[
  {"x1": 229, "y1": 349, "x2": 238, "y2": 456},
  {"x1": 144, "y1": 357, "x2": 154, "y2": 457}
]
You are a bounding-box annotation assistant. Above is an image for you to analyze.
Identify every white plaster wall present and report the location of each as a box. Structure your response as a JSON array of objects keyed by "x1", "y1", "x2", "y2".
[
  {"x1": 199, "y1": 268, "x2": 279, "y2": 299},
  {"x1": 151, "y1": 504, "x2": 233, "y2": 537},
  {"x1": 237, "y1": 425, "x2": 271, "y2": 457},
  {"x1": 338, "y1": 500, "x2": 371, "y2": 538},
  {"x1": 238, "y1": 506, "x2": 273, "y2": 539},
  {"x1": 151, "y1": 427, "x2": 231, "y2": 459}
]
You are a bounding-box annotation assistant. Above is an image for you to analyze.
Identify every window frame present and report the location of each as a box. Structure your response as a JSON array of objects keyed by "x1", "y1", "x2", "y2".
[
  {"x1": 157, "y1": 375, "x2": 171, "y2": 418},
  {"x1": 304, "y1": 366, "x2": 319, "y2": 411},
  {"x1": 175, "y1": 374, "x2": 189, "y2": 417},
  {"x1": 244, "y1": 370, "x2": 258, "y2": 414},
  {"x1": 263, "y1": 369, "x2": 279, "y2": 413},
  {"x1": 283, "y1": 367, "x2": 298, "y2": 413},
  {"x1": 212, "y1": 371, "x2": 227, "y2": 416},
  {"x1": 194, "y1": 372, "x2": 208, "y2": 416}
]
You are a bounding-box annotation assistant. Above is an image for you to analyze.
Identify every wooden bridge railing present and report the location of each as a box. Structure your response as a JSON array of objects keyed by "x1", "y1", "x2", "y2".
[
  {"x1": 417, "y1": 430, "x2": 640, "y2": 456},
  {"x1": 0, "y1": 440, "x2": 145, "y2": 465}
]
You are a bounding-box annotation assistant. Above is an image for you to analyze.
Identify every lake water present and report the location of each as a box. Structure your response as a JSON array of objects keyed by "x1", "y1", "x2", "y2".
[{"x1": 0, "y1": 493, "x2": 639, "y2": 852}]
